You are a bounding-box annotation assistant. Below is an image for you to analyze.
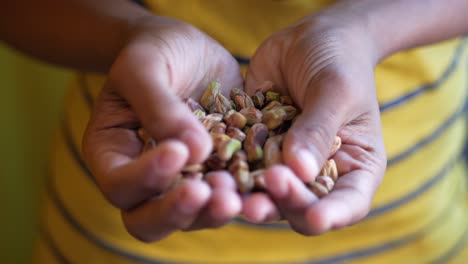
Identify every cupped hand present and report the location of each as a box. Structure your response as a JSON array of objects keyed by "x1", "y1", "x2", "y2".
[
  {"x1": 242, "y1": 9, "x2": 387, "y2": 235},
  {"x1": 82, "y1": 17, "x2": 243, "y2": 242}
]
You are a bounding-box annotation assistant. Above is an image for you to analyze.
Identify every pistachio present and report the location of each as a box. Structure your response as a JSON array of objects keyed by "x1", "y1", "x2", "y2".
[
  {"x1": 251, "y1": 169, "x2": 266, "y2": 190},
  {"x1": 307, "y1": 181, "x2": 329, "y2": 198},
  {"x1": 264, "y1": 134, "x2": 284, "y2": 168},
  {"x1": 200, "y1": 82, "x2": 221, "y2": 111},
  {"x1": 200, "y1": 113, "x2": 223, "y2": 130},
  {"x1": 244, "y1": 123, "x2": 269, "y2": 162},
  {"x1": 143, "y1": 138, "x2": 156, "y2": 152},
  {"x1": 218, "y1": 138, "x2": 242, "y2": 161},
  {"x1": 230, "y1": 88, "x2": 255, "y2": 109},
  {"x1": 210, "y1": 122, "x2": 227, "y2": 134},
  {"x1": 206, "y1": 153, "x2": 227, "y2": 170},
  {"x1": 261, "y1": 101, "x2": 282, "y2": 113},
  {"x1": 137, "y1": 128, "x2": 157, "y2": 153},
  {"x1": 262, "y1": 106, "x2": 297, "y2": 130},
  {"x1": 229, "y1": 159, "x2": 253, "y2": 193},
  {"x1": 330, "y1": 159, "x2": 339, "y2": 181},
  {"x1": 243, "y1": 125, "x2": 250, "y2": 135},
  {"x1": 214, "y1": 93, "x2": 233, "y2": 114},
  {"x1": 262, "y1": 108, "x2": 287, "y2": 130},
  {"x1": 280, "y1": 106, "x2": 298, "y2": 120},
  {"x1": 184, "y1": 98, "x2": 205, "y2": 112},
  {"x1": 239, "y1": 107, "x2": 263, "y2": 125},
  {"x1": 182, "y1": 164, "x2": 205, "y2": 174},
  {"x1": 137, "y1": 128, "x2": 152, "y2": 143},
  {"x1": 272, "y1": 120, "x2": 292, "y2": 135},
  {"x1": 330, "y1": 136, "x2": 342, "y2": 157},
  {"x1": 251, "y1": 92, "x2": 265, "y2": 109},
  {"x1": 193, "y1": 109, "x2": 206, "y2": 118},
  {"x1": 211, "y1": 133, "x2": 230, "y2": 148},
  {"x1": 316, "y1": 176, "x2": 335, "y2": 191},
  {"x1": 246, "y1": 146, "x2": 263, "y2": 163},
  {"x1": 265, "y1": 91, "x2": 281, "y2": 103},
  {"x1": 232, "y1": 150, "x2": 247, "y2": 163},
  {"x1": 226, "y1": 126, "x2": 246, "y2": 142},
  {"x1": 321, "y1": 159, "x2": 338, "y2": 181},
  {"x1": 224, "y1": 110, "x2": 247, "y2": 129}
]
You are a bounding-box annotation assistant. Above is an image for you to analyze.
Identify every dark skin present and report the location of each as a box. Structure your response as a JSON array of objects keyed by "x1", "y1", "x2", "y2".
[{"x1": 1, "y1": 0, "x2": 467, "y2": 241}]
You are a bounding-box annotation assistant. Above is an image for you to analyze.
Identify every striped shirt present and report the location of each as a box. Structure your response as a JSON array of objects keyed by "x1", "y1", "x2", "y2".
[{"x1": 35, "y1": 1, "x2": 468, "y2": 263}]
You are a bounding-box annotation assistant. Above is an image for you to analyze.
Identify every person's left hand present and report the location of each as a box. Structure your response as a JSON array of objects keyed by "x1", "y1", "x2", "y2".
[{"x1": 241, "y1": 6, "x2": 387, "y2": 235}]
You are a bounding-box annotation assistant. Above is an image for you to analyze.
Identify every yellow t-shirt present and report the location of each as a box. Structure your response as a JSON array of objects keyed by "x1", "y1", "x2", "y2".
[{"x1": 35, "y1": 1, "x2": 468, "y2": 263}]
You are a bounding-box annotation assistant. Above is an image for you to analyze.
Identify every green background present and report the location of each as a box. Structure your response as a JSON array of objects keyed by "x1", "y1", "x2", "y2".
[{"x1": 0, "y1": 44, "x2": 70, "y2": 263}]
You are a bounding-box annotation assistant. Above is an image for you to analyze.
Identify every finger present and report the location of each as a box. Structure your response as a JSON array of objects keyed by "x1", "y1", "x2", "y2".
[
  {"x1": 186, "y1": 171, "x2": 241, "y2": 229},
  {"x1": 186, "y1": 188, "x2": 242, "y2": 230},
  {"x1": 204, "y1": 171, "x2": 237, "y2": 190},
  {"x1": 263, "y1": 165, "x2": 320, "y2": 234},
  {"x1": 205, "y1": 171, "x2": 281, "y2": 224},
  {"x1": 121, "y1": 179, "x2": 211, "y2": 242},
  {"x1": 241, "y1": 192, "x2": 281, "y2": 223},
  {"x1": 305, "y1": 170, "x2": 377, "y2": 234},
  {"x1": 282, "y1": 91, "x2": 345, "y2": 182},
  {"x1": 84, "y1": 124, "x2": 190, "y2": 209}
]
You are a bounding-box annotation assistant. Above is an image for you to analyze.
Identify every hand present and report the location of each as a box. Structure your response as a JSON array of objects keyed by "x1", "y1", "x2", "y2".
[
  {"x1": 82, "y1": 17, "x2": 243, "y2": 242},
  {"x1": 242, "y1": 8, "x2": 387, "y2": 235}
]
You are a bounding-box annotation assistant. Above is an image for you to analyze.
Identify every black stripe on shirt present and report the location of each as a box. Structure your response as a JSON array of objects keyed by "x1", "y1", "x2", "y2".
[
  {"x1": 131, "y1": 0, "x2": 146, "y2": 8},
  {"x1": 387, "y1": 101, "x2": 467, "y2": 166},
  {"x1": 39, "y1": 225, "x2": 70, "y2": 264},
  {"x1": 61, "y1": 117, "x2": 93, "y2": 181},
  {"x1": 78, "y1": 74, "x2": 94, "y2": 108},
  {"x1": 430, "y1": 229, "x2": 467, "y2": 264},
  {"x1": 379, "y1": 38, "x2": 466, "y2": 112}
]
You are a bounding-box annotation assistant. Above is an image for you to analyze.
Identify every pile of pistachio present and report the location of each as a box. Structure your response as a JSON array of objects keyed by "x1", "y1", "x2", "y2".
[{"x1": 138, "y1": 82, "x2": 341, "y2": 197}]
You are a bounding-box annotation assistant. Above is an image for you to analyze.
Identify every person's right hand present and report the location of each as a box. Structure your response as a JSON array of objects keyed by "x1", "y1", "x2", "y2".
[{"x1": 82, "y1": 16, "x2": 243, "y2": 242}]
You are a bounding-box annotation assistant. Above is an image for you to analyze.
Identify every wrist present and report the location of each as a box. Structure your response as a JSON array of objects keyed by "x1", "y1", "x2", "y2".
[
  {"x1": 329, "y1": 0, "x2": 468, "y2": 63},
  {"x1": 302, "y1": 7, "x2": 380, "y2": 68}
]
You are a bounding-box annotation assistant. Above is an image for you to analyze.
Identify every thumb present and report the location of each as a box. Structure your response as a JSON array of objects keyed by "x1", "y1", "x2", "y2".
[
  {"x1": 245, "y1": 49, "x2": 344, "y2": 182},
  {"x1": 111, "y1": 42, "x2": 243, "y2": 164},
  {"x1": 283, "y1": 83, "x2": 346, "y2": 183},
  {"x1": 134, "y1": 84, "x2": 212, "y2": 165}
]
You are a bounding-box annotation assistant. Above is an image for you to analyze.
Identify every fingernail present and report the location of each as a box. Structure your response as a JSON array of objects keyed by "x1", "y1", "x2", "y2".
[
  {"x1": 178, "y1": 182, "x2": 210, "y2": 214},
  {"x1": 178, "y1": 188, "x2": 199, "y2": 214},
  {"x1": 180, "y1": 130, "x2": 212, "y2": 162},
  {"x1": 296, "y1": 149, "x2": 319, "y2": 181},
  {"x1": 157, "y1": 141, "x2": 188, "y2": 171},
  {"x1": 180, "y1": 130, "x2": 196, "y2": 147}
]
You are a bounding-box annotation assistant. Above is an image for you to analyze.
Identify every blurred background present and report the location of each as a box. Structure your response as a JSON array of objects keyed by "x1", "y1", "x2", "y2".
[{"x1": 0, "y1": 43, "x2": 70, "y2": 263}]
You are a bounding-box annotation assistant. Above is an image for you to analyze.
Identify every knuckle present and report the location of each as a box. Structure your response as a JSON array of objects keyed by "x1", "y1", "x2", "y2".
[
  {"x1": 98, "y1": 181, "x2": 130, "y2": 210},
  {"x1": 141, "y1": 163, "x2": 175, "y2": 194},
  {"x1": 121, "y1": 215, "x2": 154, "y2": 243}
]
